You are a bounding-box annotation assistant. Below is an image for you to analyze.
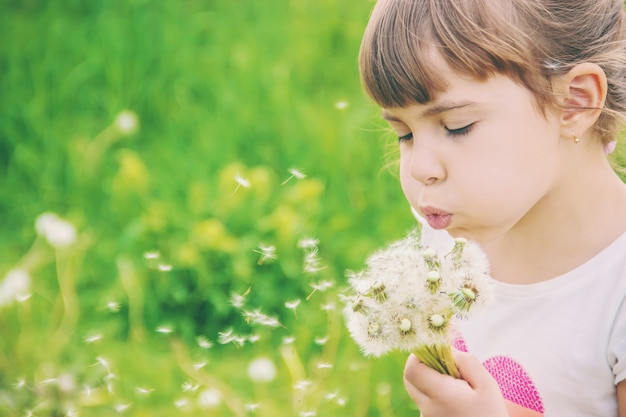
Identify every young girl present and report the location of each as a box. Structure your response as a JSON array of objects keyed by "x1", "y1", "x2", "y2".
[{"x1": 358, "y1": 0, "x2": 626, "y2": 416}]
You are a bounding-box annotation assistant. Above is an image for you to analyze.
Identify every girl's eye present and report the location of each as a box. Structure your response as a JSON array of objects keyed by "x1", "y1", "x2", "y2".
[
  {"x1": 445, "y1": 123, "x2": 474, "y2": 137},
  {"x1": 398, "y1": 132, "x2": 413, "y2": 143}
]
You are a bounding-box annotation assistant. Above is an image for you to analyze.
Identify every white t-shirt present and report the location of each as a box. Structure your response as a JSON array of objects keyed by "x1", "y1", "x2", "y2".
[{"x1": 414, "y1": 210, "x2": 626, "y2": 416}]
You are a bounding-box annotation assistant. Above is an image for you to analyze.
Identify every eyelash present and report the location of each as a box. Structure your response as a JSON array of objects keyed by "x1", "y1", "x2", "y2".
[{"x1": 397, "y1": 123, "x2": 475, "y2": 143}]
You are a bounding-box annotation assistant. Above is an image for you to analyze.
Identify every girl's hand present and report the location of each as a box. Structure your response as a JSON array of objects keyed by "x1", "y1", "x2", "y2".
[{"x1": 403, "y1": 350, "x2": 509, "y2": 417}]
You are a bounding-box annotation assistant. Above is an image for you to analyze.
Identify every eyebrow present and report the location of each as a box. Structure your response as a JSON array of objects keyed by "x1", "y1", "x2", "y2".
[{"x1": 381, "y1": 100, "x2": 479, "y2": 122}]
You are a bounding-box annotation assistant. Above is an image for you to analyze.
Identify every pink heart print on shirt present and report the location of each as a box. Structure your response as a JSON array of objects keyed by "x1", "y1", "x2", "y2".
[{"x1": 452, "y1": 336, "x2": 545, "y2": 416}]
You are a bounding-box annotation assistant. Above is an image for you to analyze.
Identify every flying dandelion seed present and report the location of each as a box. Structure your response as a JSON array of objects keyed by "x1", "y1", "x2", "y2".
[
  {"x1": 66, "y1": 406, "x2": 79, "y2": 417},
  {"x1": 218, "y1": 329, "x2": 247, "y2": 347},
  {"x1": 285, "y1": 299, "x2": 301, "y2": 318},
  {"x1": 307, "y1": 280, "x2": 334, "y2": 300},
  {"x1": 242, "y1": 309, "x2": 282, "y2": 328},
  {"x1": 314, "y1": 336, "x2": 329, "y2": 345},
  {"x1": 294, "y1": 380, "x2": 313, "y2": 391},
  {"x1": 232, "y1": 173, "x2": 251, "y2": 195},
  {"x1": 94, "y1": 357, "x2": 112, "y2": 373},
  {"x1": 114, "y1": 403, "x2": 132, "y2": 413},
  {"x1": 321, "y1": 302, "x2": 336, "y2": 311},
  {"x1": 156, "y1": 326, "x2": 174, "y2": 334},
  {"x1": 335, "y1": 100, "x2": 349, "y2": 110},
  {"x1": 84, "y1": 334, "x2": 103, "y2": 344},
  {"x1": 193, "y1": 361, "x2": 208, "y2": 371},
  {"x1": 303, "y1": 248, "x2": 326, "y2": 274},
  {"x1": 13, "y1": 378, "x2": 27, "y2": 390},
  {"x1": 230, "y1": 288, "x2": 251, "y2": 308},
  {"x1": 196, "y1": 336, "x2": 214, "y2": 349},
  {"x1": 245, "y1": 403, "x2": 261, "y2": 413},
  {"x1": 143, "y1": 251, "x2": 160, "y2": 260},
  {"x1": 297, "y1": 237, "x2": 319, "y2": 249},
  {"x1": 182, "y1": 382, "x2": 200, "y2": 393},
  {"x1": 174, "y1": 398, "x2": 190, "y2": 409},
  {"x1": 253, "y1": 245, "x2": 277, "y2": 265},
  {"x1": 157, "y1": 263, "x2": 172, "y2": 272},
  {"x1": 337, "y1": 398, "x2": 347, "y2": 406},
  {"x1": 317, "y1": 362, "x2": 333, "y2": 369},
  {"x1": 248, "y1": 334, "x2": 260, "y2": 343},
  {"x1": 16, "y1": 293, "x2": 32, "y2": 302},
  {"x1": 299, "y1": 411, "x2": 317, "y2": 417},
  {"x1": 106, "y1": 301, "x2": 121, "y2": 312},
  {"x1": 0, "y1": 269, "x2": 31, "y2": 307},
  {"x1": 282, "y1": 336, "x2": 296, "y2": 345},
  {"x1": 281, "y1": 168, "x2": 306, "y2": 185},
  {"x1": 135, "y1": 387, "x2": 154, "y2": 396}
]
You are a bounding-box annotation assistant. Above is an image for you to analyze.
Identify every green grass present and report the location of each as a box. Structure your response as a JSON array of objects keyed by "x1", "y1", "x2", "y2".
[{"x1": 0, "y1": 1, "x2": 419, "y2": 416}]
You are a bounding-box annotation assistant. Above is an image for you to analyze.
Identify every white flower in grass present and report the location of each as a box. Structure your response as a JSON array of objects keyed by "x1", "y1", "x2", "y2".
[
  {"x1": 247, "y1": 357, "x2": 276, "y2": 383},
  {"x1": 198, "y1": 388, "x2": 222, "y2": 410},
  {"x1": 0, "y1": 269, "x2": 31, "y2": 307},
  {"x1": 35, "y1": 212, "x2": 76, "y2": 248},
  {"x1": 343, "y1": 229, "x2": 493, "y2": 376}
]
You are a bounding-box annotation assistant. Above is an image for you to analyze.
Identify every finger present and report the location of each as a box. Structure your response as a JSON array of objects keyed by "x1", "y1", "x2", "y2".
[
  {"x1": 452, "y1": 350, "x2": 498, "y2": 393},
  {"x1": 403, "y1": 353, "x2": 452, "y2": 399}
]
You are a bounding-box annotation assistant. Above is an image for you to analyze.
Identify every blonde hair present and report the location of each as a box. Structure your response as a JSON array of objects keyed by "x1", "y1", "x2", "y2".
[{"x1": 359, "y1": 0, "x2": 626, "y2": 145}]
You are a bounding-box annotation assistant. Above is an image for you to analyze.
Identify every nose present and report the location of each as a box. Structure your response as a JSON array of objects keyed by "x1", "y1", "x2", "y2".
[{"x1": 405, "y1": 141, "x2": 445, "y2": 186}]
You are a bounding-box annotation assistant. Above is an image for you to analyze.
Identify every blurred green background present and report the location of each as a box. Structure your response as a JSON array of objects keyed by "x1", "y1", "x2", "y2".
[{"x1": 0, "y1": 0, "x2": 419, "y2": 416}]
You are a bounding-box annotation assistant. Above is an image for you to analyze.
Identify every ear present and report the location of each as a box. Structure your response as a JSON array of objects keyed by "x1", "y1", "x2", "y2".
[{"x1": 557, "y1": 63, "x2": 607, "y2": 138}]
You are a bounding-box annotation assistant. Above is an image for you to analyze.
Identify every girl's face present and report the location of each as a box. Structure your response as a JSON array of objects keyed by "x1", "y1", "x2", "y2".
[{"x1": 383, "y1": 60, "x2": 565, "y2": 244}]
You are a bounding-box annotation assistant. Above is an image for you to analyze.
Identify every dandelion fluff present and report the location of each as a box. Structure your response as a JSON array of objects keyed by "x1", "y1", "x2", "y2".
[{"x1": 343, "y1": 228, "x2": 493, "y2": 377}]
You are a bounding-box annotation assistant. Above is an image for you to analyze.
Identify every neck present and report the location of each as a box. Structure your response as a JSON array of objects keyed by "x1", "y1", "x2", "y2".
[{"x1": 482, "y1": 152, "x2": 626, "y2": 285}]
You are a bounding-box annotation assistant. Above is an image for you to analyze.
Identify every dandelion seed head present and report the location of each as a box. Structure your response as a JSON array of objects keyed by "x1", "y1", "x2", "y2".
[{"x1": 247, "y1": 357, "x2": 276, "y2": 383}]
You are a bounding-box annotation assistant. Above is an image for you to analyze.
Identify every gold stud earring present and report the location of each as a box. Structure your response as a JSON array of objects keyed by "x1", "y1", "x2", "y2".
[{"x1": 572, "y1": 132, "x2": 580, "y2": 144}]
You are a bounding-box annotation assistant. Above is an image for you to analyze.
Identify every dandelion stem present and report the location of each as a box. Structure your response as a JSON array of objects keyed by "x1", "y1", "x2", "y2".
[{"x1": 412, "y1": 344, "x2": 460, "y2": 379}]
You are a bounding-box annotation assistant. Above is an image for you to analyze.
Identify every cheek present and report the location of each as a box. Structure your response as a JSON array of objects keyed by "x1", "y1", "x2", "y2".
[{"x1": 399, "y1": 161, "x2": 423, "y2": 206}]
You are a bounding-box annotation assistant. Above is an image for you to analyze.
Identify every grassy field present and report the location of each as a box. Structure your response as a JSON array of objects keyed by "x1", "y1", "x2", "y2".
[{"x1": 0, "y1": 1, "x2": 420, "y2": 416}]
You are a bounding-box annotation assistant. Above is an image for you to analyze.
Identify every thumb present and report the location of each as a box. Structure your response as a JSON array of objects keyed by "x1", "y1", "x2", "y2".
[{"x1": 453, "y1": 350, "x2": 498, "y2": 392}]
